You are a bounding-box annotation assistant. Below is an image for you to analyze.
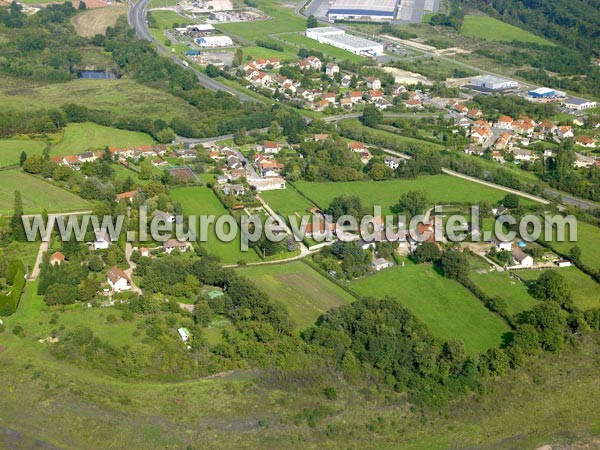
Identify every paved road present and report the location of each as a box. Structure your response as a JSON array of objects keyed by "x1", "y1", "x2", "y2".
[
  {"x1": 441, "y1": 168, "x2": 550, "y2": 205},
  {"x1": 127, "y1": 0, "x2": 261, "y2": 103}
]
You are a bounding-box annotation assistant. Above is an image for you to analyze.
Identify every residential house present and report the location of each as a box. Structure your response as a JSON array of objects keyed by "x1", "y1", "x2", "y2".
[
  {"x1": 573, "y1": 153, "x2": 595, "y2": 168},
  {"x1": 511, "y1": 148, "x2": 532, "y2": 162},
  {"x1": 392, "y1": 84, "x2": 406, "y2": 96},
  {"x1": 496, "y1": 116, "x2": 514, "y2": 130},
  {"x1": 323, "y1": 92, "x2": 337, "y2": 103},
  {"x1": 340, "y1": 75, "x2": 352, "y2": 87},
  {"x1": 313, "y1": 133, "x2": 330, "y2": 142},
  {"x1": 78, "y1": 151, "x2": 97, "y2": 163},
  {"x1": 470, "y1": 127, "x2": 491, "y2": 145},
  {"x1": 306, "y1": 56, "x2": 322, "y2": 70},
  {"x1": 107, "y1": 266, "x2": 132, "y2": 292},
  {"x1": 464, "y1": 144, "x2": 484, "y2": 156},
  {"x1": 556, "y1": 126, "x2": 574, "y2": 139},
  {"x1": 490, "y1": 236, "x2": 512, "y2": 252},
  {"x1": 492, "y1": 150, "x2": 505, "y2": 163},
  {"x1": 93, "y1": 229, "x2": 112, "y2": 250},
  {"x1": 248, "y1": 177, "x2": 286, "y2": 191},
  {"x1": 340, "y1": 97, "x2": 353, "y2": 109},
  {"x1": 163, "y1": 239, "x2": 191, "y2": 254},
  {"x1": 511, "y1": 248, "x2": 534, "y2": 268},
  {"x1": 152, "y1": 210, "x2": 175, "y2": 223},
  {"x1": 576, "y1": 136, "x2": 597, "y2": 148},
  {"x1": 267, "y1": 57, "x2": 281, "y2": 68},
  {"x1": 369, "y1": 90, "x2": 384, "y2": 101},
  {"x1": 371, "y1": 258, "x2": 393, "y2": 271},
  {"x1": 348, "y1": 91, "x2": 363, "y2": 104},
  {"x1": 539, "y1": 120, "x2": 557, "y2": 134},
  {"x1": 63, "y1": 154, "x2": 80, "y2": 169},
  {"x1": 365, "y1": 77, "x2": 381, "y2": 90},
  {"x1": 151, "y1": 158, "x2": 169, "y2": 168},
  {"x1": 468, "y1": 108, "x2": 483, "y2": 119},
  {"x1": 495, "y1": 132, "x2": 512, "y2": 150},
  {"x1": 325, "y1": 62, "x2": 340, "y2": 77},
  {"x1": 348, "y1": 142, "x2": 366, "y2": 153},
  {"x1": 454, "y1": 103, "x2": 468, "y2": 115},
  {"x1": 405, "y1": 98, "x2": 421, "y2": 108},
  {"x1": 49, "y1": 252, "x2": 65, "y2": 266},
  {"x1": 384, "y1": 156, "x2": 402, "y2": 170},
  {"x1": 222, "y1": 184, "x2": 246, "y2": 196}
]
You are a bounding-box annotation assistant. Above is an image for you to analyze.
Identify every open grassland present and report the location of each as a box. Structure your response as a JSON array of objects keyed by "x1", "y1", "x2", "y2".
[
  {"x1": 237, "y1": 262, "x2": 355, "y2": 329},
  {"x1": 350, "y1": 262, "x2": 511, "y2": 355},
  {"x1": 461, "y1": 15, "x2": 555, "y2": 46},
  {"x1": 51, "y1": 122, "x2": 156, "y2": 155},
  {"x1": 260, "y1": 186, "x2": 315, "y2": 215},
  {"x1": 170, "y1": 186, "x2": 262, "y2": 264},
  {"x1": 72, "y1": 5, "x2": 125, "y2": 37},
  {"x1": 0, "y1": 281, "x2": 598, "y2": 449},
  {"x1": 238, "y1": 46, "x2": 297, "y2": 63},
  {"x1": 542, "y1": 221, "x2": 600, "y2": 269},
  {"x1": 0, "y1": 170, "x2": 92, "y2": 214},
  {"x1": 515, "y1": 267, "x2": 600, "y2": 311},
  {"x1": 470, "y1": 268, "x2": 538, "y2": 315},
  {"x1": 0, "y1": 77, "x2": 207, "y2": 123},
  {"x1": 341, "y1": 119, "x2": 445, "y2": 151},
  {"x1": 0, "y1": 139, "x2": 46, "y2": 167},
  {"x1": 277, "y1": 33, "x2": 365, "y2": 63},
  {"x1": 294, "y1": 175, "x2": 529, "y2": 215}
]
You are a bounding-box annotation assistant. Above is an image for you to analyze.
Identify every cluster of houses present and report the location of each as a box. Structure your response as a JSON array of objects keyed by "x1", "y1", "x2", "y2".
[
  {"x1": 50, "y1": 145, "x2": 170, "y2": 170},
  {"x1": 208, "y1": 142, "x2": 288, "y2": 193},
  {"x1": 240, "y1": 56, "x2": 418, "y2": 112},
  {"x1": 489, "y1": 236, "x2": 571, "y2": 270},
  {"x1": 456, "y1": 105, "x2": 600, "y2": 168}
]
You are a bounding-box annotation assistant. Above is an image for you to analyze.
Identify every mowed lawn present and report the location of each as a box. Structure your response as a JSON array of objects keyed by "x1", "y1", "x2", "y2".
[
  {"x1": 0, "y1": 139, "x2": 46, "y2": 167},
  {"x1": 516, "y1": 267, "x2": 600, "y2": 311},
  {"x1": 237, "y1": 261, "x2": 355, "y2": 329},
  {"x1": 461, "y1": 16, "x2": 554, "y2": 46},
  {"x1": 294, "y1": 175, "x2": 525, "y2": 215},
  {"x1": 52, "y1": 122, "x2": 156, "y2": 155},
  {"x1": 350, "y1": 263, "x2": 511, "y2": 354},
  {"x1": 542, "y1": 221, "x2": 600, "y2": 269},
  {"x1": 260, "y1": 186, "x2": 315, "y2": 215},
  {"x1": 170, "y1": 186, "x2": 262, "y2": 264},
  {"x1": 0, "y1": 170, "x2": 92, "y2": 214},
  {"x1": 470, "y1": 269, "x2": 538, "y2": 315},
  {"x1": 278, "y1": 33, "x2": 366, "y2": 63}
]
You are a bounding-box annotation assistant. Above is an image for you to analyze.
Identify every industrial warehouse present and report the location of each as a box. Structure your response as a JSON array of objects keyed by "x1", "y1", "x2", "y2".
[
  {"x1": 306, "y1": 27, "x2": 384, "y2": 56},
  {"x1": 326, "y1": 0, "x2": 398, "y2": 21}
]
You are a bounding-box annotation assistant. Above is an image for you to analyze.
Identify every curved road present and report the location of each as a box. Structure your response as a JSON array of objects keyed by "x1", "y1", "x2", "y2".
[{"x1": 127, "y1": 0, "x2": 262, "y2": 103}]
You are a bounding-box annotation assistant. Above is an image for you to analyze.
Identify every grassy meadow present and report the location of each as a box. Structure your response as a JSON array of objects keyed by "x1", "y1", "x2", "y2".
[
  {"x1": 0, "y1": 139, "x2": 46, "y2": 167},
  {"x1": 277, "y1": 33, "x2": 366, "y2": 63},
  {"x1": 515, "y1": 267, "x2": 600, "y2": 311},
  {"x1": 294, "y1": 175, "x2": 530, "y2": 215},
  {"x1": 470, "y1": 268, "x2": 539, "y2": 315},
  {"x1": 0, "y1": 78, "x2": 207, "y2": 123},
  {"x1": 541, "y1": 220, "x2": 600, "y2": 269},
  {"x1": 461, "y1": 15, "x2": 555, "y2": 46},
  {"x1": 170, "y1": 186, "x2": 262, "y2": 264},
  {"x1": 237, "y1": 261, "x2": 355, "y2": 329},
  {"x1": 260, "y1": 186, "x2": 315, "y2": 216},
  {"x1": 350, "y1": 262, "x2": 511, "y2": 354},
  {"x1": 51, "y1": 122, "x2": 156, "y2": 155},
  {"x1": 0, "y1": 170, "x2": 92, "y2": 214}
]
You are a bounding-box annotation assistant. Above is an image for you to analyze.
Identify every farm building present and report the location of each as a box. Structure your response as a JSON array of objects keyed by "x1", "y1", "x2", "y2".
[
  {"x1": 196, "y1": 35, "x2": 234, "y2": 48},
  {"x1": 470, "y1": 75, "x2": 518, "y2": 91},
  {"x1": 528, "y1": 87, "x2": 556, "y2": 98},
  {"x1": 327, "y1": 0, "x2": 399, "y2": 21},
  {"x1": 306, "y1": 27, "x2": 384, "y2": 56},
  {"x1": 563, "y1": 98, "x2": 597, "y2": 111}
]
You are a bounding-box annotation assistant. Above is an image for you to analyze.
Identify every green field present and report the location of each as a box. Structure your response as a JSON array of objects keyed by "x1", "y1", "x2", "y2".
[
  {"x1": 277, "y1": 33, "x2": 365, "y2": 63},
  {"x1": 461, "y1": 16, "x2": 555, "y2": 46},
  {"x1": 260, "y1": 186, "x2": 315, "y2": 215},
  {"x1": 340, "y1": 119, "x2": 446, "y2": 151},
  {"x1": 350, "y1": 263, "x2": 511, "y2": 354},
  {"x1": 51, "y1": 122, "x2": 156, "y2": 155},
  {"x1": 0, "y1": 170, "x2": 92, "y2": 214},
  {"x1": 0, "y1": 78, "x2": 207, "y2": 123},
  {"x1": 294, "y1": 175, "x2": 532, "y2": 216},
  {"x1": 170, "y1": 186, "x2": 262, "y2": 264},
  {"x1": 237, "y1": 261, "x2": 355, "y2": 329},
  {"x1": 542, "y1": 221, "x2": 600, "y2": 269},
  {"x1": 470, "y1": 269, "x2": 538, "y2": 315},
  {"x1": 0, "y1": 139, "x2": 46, "y2": 167},
  {"x1": 515, "y1": 267, "x2": 600, "y2": 311}
]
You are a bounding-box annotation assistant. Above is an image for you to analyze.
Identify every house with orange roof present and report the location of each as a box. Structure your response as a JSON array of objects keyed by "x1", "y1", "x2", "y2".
[
  {"x1": 575, "y1": 136, "x2": 596, "y2": 148},
  {"x1": 348, "y1": 91, "x2": 363, "y2": 104},
  {"x1": 115, "y1": 190, "x2": 137, "y2": 203},
  {"x1": 496, "y1": 116, "x2": 514, "y2": 130},
  {"x1": 348, "y1": 142, "x2": 366, "y2": 153},
  {"x1": 49, "y1": 252, "x2": 65, "y2": 266}
]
